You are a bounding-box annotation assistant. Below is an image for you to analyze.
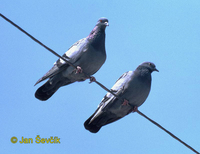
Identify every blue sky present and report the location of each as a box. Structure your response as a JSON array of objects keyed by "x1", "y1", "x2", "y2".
[{"x1": 1, "y1": 0, "x2": 200, "y2": 153}]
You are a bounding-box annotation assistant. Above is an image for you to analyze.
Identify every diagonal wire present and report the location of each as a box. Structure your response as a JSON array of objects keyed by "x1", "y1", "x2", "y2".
[
  {"x1": 1, "y1": 13, "x2": 199, "y2": 154},
  {"x1": 136, "y1": 110, "x2": 200, "y2": 154},
  {"x1": 0, "y1": 14, "x2": 76, "y2": 69}
]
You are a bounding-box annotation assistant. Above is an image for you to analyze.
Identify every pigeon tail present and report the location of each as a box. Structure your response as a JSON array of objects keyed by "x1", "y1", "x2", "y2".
[
  {"x1": 35, "y1": 77, "x2": 72, "y2": 101},
  {"x1": 35, "y1": 82, "x2": 59, "y2": 101},
  {"x1": 84, "y1": 116, "x2": 102, "y2": 133},
  {"x1": 84, "y1": 111, "x2": 120, "y2": 133}
]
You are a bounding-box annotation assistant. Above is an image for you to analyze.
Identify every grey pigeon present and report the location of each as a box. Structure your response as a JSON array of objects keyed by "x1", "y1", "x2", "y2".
[
  {"x1": 35, "y1": 17, "x2": 109, "y2": 101},
  {"x1": 84, "y1": 62, "x2": 158, "y2": 133}
]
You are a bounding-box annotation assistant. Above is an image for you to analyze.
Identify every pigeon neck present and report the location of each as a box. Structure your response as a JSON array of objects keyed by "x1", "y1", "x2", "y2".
[
  {"x1": 137, "y1": 68, "x2": 152, "y2": 82},
  {"x1": 88, "y1": 26, "x2": 106, "y2": 51}
]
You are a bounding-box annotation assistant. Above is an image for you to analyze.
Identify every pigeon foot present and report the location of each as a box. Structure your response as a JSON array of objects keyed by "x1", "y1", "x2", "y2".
[
  {"x1": 132, "y1": 106, "x2": 138, "y2": 112},
  {"x1": 76, "y1": 66, "x2": 83, "y2": 74},
  {"x1": 122, "y1": 99, "x2": 129, "y2": 106},
  {"x1": 89, "y1": 76, "x2": 96, "y2": 83}
]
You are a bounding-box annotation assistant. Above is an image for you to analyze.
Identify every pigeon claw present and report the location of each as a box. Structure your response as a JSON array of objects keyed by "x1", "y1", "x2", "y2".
[
  {"x1": 76, "y1": 66, "x2": 83, "y2": 74},
  {"x1": 122, "y1": 99, "x2": 129, "y2": 106},
  {"x1": 89, "y1": 76, "x2": 96, "y2": 83}
]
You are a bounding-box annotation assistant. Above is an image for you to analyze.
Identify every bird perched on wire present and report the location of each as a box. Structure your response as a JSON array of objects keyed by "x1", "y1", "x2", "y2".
[
  {"x1": 84, "y1": 62, "x2": 158, "y2": 133},
  {"x1": 34, "y1": 17, "x2": 109, "y2": 101}
]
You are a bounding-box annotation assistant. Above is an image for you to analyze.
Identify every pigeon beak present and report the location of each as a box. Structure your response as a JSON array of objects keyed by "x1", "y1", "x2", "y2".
[
  {"x1": 104, "y1": 22, "x2": 109, "y2": 26},
  {"x1": 154, "y1": 68, "x2": 159, "y2": 72}
]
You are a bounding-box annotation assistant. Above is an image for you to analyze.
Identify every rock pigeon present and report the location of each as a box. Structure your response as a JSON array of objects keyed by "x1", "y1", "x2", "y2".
[
  {"x1": 84, "y1": 62, "x2": 158, "y2": 133},
  {"x1": 35, "y1": 17, "x2": 109, "y2": 101}
]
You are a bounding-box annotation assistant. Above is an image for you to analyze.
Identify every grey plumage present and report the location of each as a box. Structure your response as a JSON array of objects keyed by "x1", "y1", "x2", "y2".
[
  {"x1": 35, "y1": 17, "x2": 109, "y2": 101},
  {"x1": 84, "y1": 62, "x2": 158, "y2": 133}
]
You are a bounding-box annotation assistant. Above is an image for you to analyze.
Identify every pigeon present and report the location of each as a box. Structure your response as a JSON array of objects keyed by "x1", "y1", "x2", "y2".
[
  {"x1": 35, "y1": 17, "x2": 109, "y2": 101},
  {"x1": 84, "y1": 62, "x2": 158, "y2": 133}
]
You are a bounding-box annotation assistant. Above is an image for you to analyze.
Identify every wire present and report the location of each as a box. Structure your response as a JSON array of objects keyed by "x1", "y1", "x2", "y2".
[
  {"x1": 0, "y1": 13, "x2": 76, "y2": 69},
  {"x1": 136, "y1": 110, "x2": 200, "y2": 154},
  {"x1": 1, "y1": 13, "x2": 199, "y2": 154}
]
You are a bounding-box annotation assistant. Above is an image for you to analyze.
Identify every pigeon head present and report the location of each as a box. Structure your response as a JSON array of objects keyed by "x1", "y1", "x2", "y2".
[
  {"x1": 96, "y1": 17, "x2": 109, "y2": 29},
  {"x1": 138, "y1": 62, "x2": 159, "y2": 73},
  {"x1": 88, "y1": 17, "x2": 109, "y2": 50}
]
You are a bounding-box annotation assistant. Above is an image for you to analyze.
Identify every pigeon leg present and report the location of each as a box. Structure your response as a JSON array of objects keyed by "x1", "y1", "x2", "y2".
[
  {"x1": 122, "y1": 99, "x2": 129, "y2": 106},
  {"x1": 89, "y1": 76, "x2": 96, "y2": 83},
  {"x1": 76, "y1": 66, "x2": 83, "y2": 74}
]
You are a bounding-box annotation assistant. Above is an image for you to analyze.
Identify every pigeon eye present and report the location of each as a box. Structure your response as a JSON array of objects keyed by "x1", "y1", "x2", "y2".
[
  {"x1": 149, "y1": 63, "x2": 151, "y2": 66},
  {"x1": 100, "y1": 20, "x2": 102, "y2": 23}
]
